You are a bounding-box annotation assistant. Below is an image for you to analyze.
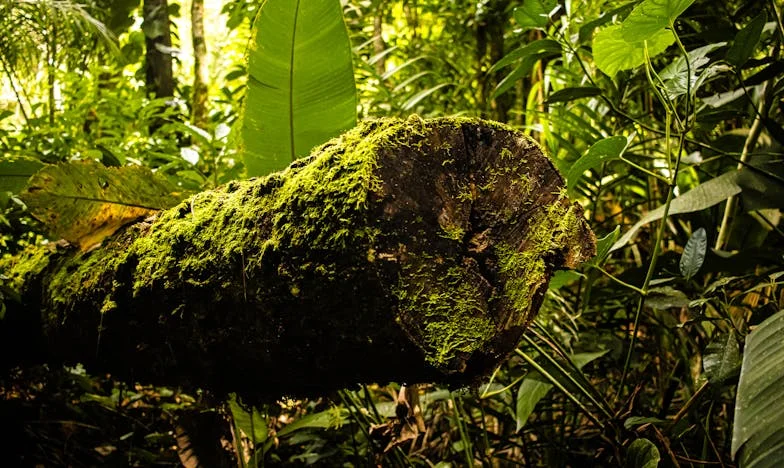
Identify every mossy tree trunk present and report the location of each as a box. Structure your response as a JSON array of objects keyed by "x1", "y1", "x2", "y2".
[{"x1": 1, "y1": 118, "x2": 595, "y2": 401}]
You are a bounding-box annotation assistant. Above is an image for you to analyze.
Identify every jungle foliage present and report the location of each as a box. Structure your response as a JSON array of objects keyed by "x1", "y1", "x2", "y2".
[{"x1": 1, "y1": 0, "x2": 783, "y2": 466}]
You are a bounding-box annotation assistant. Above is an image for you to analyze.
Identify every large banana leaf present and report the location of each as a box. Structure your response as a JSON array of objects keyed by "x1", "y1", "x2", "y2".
[
  {"x1": 241, "y1": 0, "x2": 357, "y2": 177},
  {"x1": 732, "y1": 309, "x2": 784, "y2": 467}
]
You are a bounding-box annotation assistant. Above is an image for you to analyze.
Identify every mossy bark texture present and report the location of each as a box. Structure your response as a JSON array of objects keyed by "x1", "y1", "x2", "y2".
[{"x1": 2, "y1": 117, "x2": 595, "y2": 400}]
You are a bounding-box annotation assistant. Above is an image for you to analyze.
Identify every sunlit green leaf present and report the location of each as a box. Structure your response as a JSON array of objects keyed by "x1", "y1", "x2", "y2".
[
  {"x1": 241, "y1": 0, "x2": 357, "y2": 177},
  {"x1": 680, "y1": 227, "x2": 707, "y2": 280},
  {"x1": 276, "y1": 407, "x2": 348, "y2": 438},
  {"x1": 566, "y1": 135, "x2": 631, "y2": 194},
  {"x1": 488, "y1": 39, "x2": 561, "y2": 74},
  {"x1": 659, "y1": 42, "x2": 727, "y2": 98},
  {"x1": 588, "y1": 226, "x2": 621, "y2": 267},
  {"x1": 19, "y1": 161, "x2": 184, "y2": 251},
  {"x1": 593, "y1": 25, "x2": 674, "y2": 77},
  {"x1": 732, "y1": 310, "x2": 784, "y2": 466},
  {"x1": 0, "y1": 156, "x2": 44, "y2": 194},
  {"x1": 513, "y1": 0, "x2": 558, "y2": 30},
  {"x1": 515, "y1": 377, "x2": 551, "y2": 432},
  {"x1": 401, "y1": 83, "x2": 452, "y2": 110},
  {"x1": 621, "y1": 0, "x2": 696, "y2": 41},
  {"x1": 548, "y1": 270, "x2": 585, "y2": 290},
  {"x1": 578, "y1": 3, "x2": 635, "y2": 43}
]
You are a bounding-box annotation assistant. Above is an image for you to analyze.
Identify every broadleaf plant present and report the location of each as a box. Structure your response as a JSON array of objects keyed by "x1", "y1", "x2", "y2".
[{"x1": 240, "y1": 0, "x2": 357, "y2": 177}]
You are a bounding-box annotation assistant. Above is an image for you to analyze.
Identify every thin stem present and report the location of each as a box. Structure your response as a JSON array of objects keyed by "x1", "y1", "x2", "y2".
[
  {"x1": 671, "y1": 23, "x2": 692, "y2": 126},
  {"x1": 715, "y1": 81, "x2": 770, "y2": 250},
  {"x1": 617, "y1": 131, "x2": 686, "y2": 398},
  {"x1": 593, "y1": 266, "x2": 647, "y2": 295},
  {"x1": 619, "y1": 156, "x2": 670, "y2": 183}
]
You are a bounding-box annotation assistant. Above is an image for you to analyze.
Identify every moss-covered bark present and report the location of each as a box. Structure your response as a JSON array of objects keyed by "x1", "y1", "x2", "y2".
[{"x1": 1, "y1": 117, "x2": 595, "y2": 400}]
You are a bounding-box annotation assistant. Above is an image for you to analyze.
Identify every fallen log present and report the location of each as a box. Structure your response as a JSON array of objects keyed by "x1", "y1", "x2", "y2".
[{"x1": 1, "y1": 117, "x2": 595, "y2": 400}]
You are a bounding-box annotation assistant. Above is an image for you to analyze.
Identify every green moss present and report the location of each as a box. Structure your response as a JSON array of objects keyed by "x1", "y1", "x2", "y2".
[
  {"x1": 394, "y1": 258, "x2": 495, "y2": 369},
  {"x1": 496, "y1": 193, "x2": 584, "y2": 323},
  {"x1": 35, "y1": 117, "x2": 451, "y2": 316},
  {"x1": 439, "y1": 223, "x2": 465, "y2": 241},
  {"x1": 1, "y1": 245, "x2": 51, "y2": 293}
]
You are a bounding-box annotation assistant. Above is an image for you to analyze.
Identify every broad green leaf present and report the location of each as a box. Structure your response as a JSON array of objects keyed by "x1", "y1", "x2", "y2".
[
  {"x1": 703, "y1": 331, "x2": 741, "y2": 384},
  {"x1": 612, "y1": 171, "x2": 742, "y2": 251},
  {"x1": 228, "y1": 395, "x2": 269, "y2": 445},
  {"x1": 593, "y1": 25, "x2": 675, "y2": 77},
  {"x1": 625, "y1": 438, "x2": 661, "y2": 468},
  {"x1": 516, "y1": 350, "x2": 608, "y2": 431},
  {"x1": 20, "y1": 161, "x2": 184, "y2": 251},
  {"x1": 0, "y1": 156, "x2": 44, "y2": 194},
  {"x1": 578, "y1": 3, "x2": 636, "y2": 43},
  {"x1": 726, "y1": 12, "x2": 767, "y2": 68},
  {"x1": 515, "y1": 378, "x2": 551, "y2": 432},
  {"x1": 702, "y1": 88, "x2": 745, "y2": 108},
  {"x1": 488, "y1": 39, "x2": 562, "y2": 74},
  {"x1": 513, "y1": 0, "x2": 557, "y2": 30},
  {"x1": 588, "y1": 226, "x2": 621, "y2": 267},
  {"x1": 548, "y1": 270, "x2": 585, "y2": 290},
  {"x1": 732, "y1": 310, "x2": 784, "y2": 466},
  {"x1": 567, "y1": 135, "x2": 631, "y2": 194},
  {"x1": 659, "y1": 43, "x2": 727, "y2": 98},
  {"x1": 276, "y1": 407, "x2": 348, "y2": 438},
  {"x1": 547, "y1": 86, "x2": 603, "y2": 104},
  {"x1": 621, "y1": 0, "x2": 696, "y2": 42},
  {"x1": 241, "y1": 0, "x2": 357, "y2": 177},
  {"x1": 644, "y1": 286, "x2": 689, "y2": 309},
  {"x1": 680, "y1": 227, "x2": 707, "y2": 280}
]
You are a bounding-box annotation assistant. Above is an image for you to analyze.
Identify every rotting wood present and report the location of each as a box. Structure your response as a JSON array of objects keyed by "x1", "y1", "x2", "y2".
[{"x1": 1, "y1": 117, "x2": 595, "y2": 401}]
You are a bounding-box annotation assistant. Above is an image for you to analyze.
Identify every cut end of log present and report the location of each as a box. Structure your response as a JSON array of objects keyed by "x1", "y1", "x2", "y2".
[
  {"x1": 365, "y1": 116, "x2": 595, "y2": 380},
  {"x1": 2, "y1": 117, "x2": 595, "y2": 400}
]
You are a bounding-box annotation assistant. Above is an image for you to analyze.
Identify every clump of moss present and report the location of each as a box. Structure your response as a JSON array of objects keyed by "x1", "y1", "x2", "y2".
[
  {"x1": 394, "y1": 257, "x2": 495, "y2": 369},
  {"x1": 1, "y1": 245, "x2": 51, "y2": 293},
  {"x1": 32, "y1": 117, "x2": 451, "y2": 320},
  {"x1": 496, "y1": 192, "x2": 585, "y2": 324}
]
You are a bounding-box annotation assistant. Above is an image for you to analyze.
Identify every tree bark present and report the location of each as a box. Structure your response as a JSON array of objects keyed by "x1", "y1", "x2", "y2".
[
  {"x1": 373, "y1": 0, "x2": 387, "y2": 77},
  {"x1": 143, "y1": 0, "x2": 174, "y2": 98},
  {"x1": 1, "y1": 118, "x2": 594, "y2": 402},
  {"x1": 191, "y1": 0, "x2": 209, "y2": 127}
]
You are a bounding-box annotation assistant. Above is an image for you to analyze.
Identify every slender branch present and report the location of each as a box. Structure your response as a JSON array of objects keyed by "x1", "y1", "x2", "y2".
[{"x1": 715, "y1": 81, "x2": 770, "y2": 250}]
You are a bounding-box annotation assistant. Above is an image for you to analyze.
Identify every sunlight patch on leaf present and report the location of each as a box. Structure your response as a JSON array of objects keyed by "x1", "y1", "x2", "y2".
[
  {"x1": 593, "y1": 25, "x2": 674, "y2": 78},
  {"x1": 20, "y1": 161, "x2": 184, "y2": 251}
]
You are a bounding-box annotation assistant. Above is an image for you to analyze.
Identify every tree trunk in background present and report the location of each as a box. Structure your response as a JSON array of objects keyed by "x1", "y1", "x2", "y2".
[
  {"x1": 1, "y1": 118, "x2": 595, "y2": 404},
  {"x1": 143, "y1": 0, "x2": 174, "y2": 98},
  {"x1": 191, "y1": 0, "x2": 209, "y2": 127},
  {"x1": 373, "y1": 0, "x2": 387, "y2": 77},
  {"x1": 475, "y1": 0, "x2": 512, "y2": 121}
]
